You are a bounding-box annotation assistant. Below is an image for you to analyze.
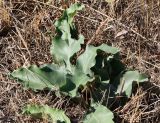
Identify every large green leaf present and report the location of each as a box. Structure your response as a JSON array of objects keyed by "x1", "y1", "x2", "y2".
[
  {"x1": 83, "y1": 104, "x2": 114, "y2": 123},
  {"x1": 23, "y1": 104, "x2": 70, "y2": 123},
  {"x1": 51, "y1": 3, "x2": 84, "y2": 71},
  {"x1": 114, "y1": 71, "x2": 148, "y2": 97},
  {"x1": 11, "y1": 63, "x2": 92, "y2": 97},
  {"x1": 76, "y1": 44, "x2": 119, "y2": 76},
  {"x1": 11, "y1": 64, "x2": 75, "y2": 92}
]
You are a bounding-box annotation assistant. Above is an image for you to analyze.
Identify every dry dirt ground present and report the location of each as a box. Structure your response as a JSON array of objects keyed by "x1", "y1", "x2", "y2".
[{"x1": 0, "y1": 0, "x2": 160, "y2": 123}]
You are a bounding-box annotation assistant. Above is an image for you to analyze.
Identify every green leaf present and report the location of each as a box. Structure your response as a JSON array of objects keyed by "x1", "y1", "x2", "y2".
[
  {"x1": 66, "y1": 3, "x2": 85, "y2": 27},
  {"x1": 11, "y1": 63, "x2": 92, "y2": 97},
  {"x1": 69, "y1": 70, "x2": 94, "y2": 97},
  {"x1": 115, "y1": 71, "x2": 148, "y2": 97},
  {"x1": 51, "y1": 3, "x2": 84, "y2": 71},
  {"x1": 11, "y1": 64, "x2": 75, "y2": 92},
  {"x1": 55, "y1": 3, "x2": 84, "y2": 29},
  {"x1": 83, "y1": 104, "x2": 114, "y2": 123},
  {"x1": 76, "y1": 44, "x2": 119, "y2": 76},
  {"x1": 23, "y1": 104, "x2": 71, "y2": 123},
  {"x1": 51, "y1": 34, "x2": 84, "y2": 71}
]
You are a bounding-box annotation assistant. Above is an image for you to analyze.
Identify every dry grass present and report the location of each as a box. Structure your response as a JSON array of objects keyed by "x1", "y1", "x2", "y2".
[{"x1": 0, "y1": 0, "x2": 160, "y2": 123}]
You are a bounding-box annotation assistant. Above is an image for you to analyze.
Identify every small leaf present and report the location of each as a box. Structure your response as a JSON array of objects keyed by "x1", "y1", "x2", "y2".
[
  {"x1": 23, "y1": 104, "x2": 71, "y2": 123},
  {"x1": 115, "y1": 71, "x2": 148, "y2": 97},
  {"x1": 69, "y1": 71, "x2": 94, "y2": 97},
  {"x1": 83, "y1": 104, "x2": 114, "y2": 123},
  {"x1": 66, "y1": 3, "x2": 85, "y2": 27}
]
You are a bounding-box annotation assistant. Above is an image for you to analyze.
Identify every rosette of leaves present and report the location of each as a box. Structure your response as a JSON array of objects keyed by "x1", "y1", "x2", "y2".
[{"x1": 11, "y1": 3, "x2": 148, "y2": 123}]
